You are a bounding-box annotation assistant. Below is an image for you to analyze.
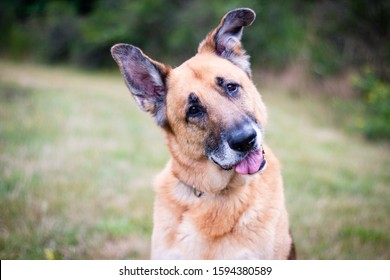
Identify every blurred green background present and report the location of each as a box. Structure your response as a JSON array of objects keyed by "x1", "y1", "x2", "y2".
[{"x1": 0, "y1": 0, "x2": 389, "y2": 259}]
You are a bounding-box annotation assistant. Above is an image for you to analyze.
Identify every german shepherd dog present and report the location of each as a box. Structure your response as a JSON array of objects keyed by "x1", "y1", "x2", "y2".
[{"x1": 111, "y1": 8, "x2": 295, "y2": 259}]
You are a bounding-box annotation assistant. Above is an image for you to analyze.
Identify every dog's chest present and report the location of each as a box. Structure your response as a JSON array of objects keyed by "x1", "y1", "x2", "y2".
[{"x1": 152, "y1": 204, "x2": 273, "y2": 259}]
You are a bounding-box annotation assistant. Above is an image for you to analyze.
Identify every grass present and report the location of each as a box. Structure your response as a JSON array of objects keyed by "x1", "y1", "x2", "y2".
[
  {"x1": 263, "y1": 89, "x2": 390, "y2": 259},
  {"x1": 0, "y1": 60, "x2": 389, "y2": 259}
]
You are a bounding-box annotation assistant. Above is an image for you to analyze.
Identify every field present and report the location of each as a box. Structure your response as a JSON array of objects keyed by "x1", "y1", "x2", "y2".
[{"x1": 0, "y1": 60, "x2": 389, "y2": 259}]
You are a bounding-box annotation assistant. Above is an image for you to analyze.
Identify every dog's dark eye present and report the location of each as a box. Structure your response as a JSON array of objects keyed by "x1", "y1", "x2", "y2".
[
  {"x1": 226, "y1": 83, "x2": 239, "y2": 96},
  {"x1": 187, "y1": 105, "x2": 203, "y2": 118}
]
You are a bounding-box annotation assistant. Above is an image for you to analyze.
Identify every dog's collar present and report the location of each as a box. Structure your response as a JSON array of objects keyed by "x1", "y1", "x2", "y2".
[
  {"x1": 192, "y1": 185, "x2": 204, "y2": 198},
  {"x1": 179, "y1": 181, "x2": 204, "y2": 198}
]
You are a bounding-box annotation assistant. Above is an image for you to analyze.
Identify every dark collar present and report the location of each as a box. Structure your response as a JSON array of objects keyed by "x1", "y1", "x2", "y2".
[{"x1": 179, "y1": 181, "x2": 204, "y2": 197}]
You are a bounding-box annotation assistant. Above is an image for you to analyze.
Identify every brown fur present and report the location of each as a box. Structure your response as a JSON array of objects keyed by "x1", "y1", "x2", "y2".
[{"x1": 111, "y1": 8, "x2": 295, "y2": 259}]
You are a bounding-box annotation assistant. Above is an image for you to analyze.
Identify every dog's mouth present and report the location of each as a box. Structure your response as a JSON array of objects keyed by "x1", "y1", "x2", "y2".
[
  {"x1": 212, "y1": 147, "x2": 267, "y2": 175},
  {"x1": 234, "y1": 147, "x2": 267, "y2": 175}
]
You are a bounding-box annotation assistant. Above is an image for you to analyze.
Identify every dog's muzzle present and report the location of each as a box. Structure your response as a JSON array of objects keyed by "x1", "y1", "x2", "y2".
[
  {"x1": 207, "y1": 118, "x2": 267, "y2": 175},
  {"x1": 227, "y1": 121, "x2": 266, "y2": 175}
]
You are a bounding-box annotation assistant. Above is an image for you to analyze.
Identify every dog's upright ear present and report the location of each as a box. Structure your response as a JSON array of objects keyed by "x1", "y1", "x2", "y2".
[
  {"x1": 111, "y1": 44, "x2": 171, "y2": 127},
  {"x1": 198, "y1": 8, "x2": 255, "y2": 77}
]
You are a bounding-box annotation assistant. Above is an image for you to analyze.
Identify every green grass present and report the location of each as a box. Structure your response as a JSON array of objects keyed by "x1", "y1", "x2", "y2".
[
  {"x1": 263, "y1": 89, "x2": 390, "y2": 259},
  {"x1": 0, "y1": 60, "x2": 389, "y2": 259}
]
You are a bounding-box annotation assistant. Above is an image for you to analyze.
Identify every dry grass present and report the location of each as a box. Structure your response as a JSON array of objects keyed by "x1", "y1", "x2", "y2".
[{"x1": 0, "y1": 60, "x2": 389, "y2": 259}]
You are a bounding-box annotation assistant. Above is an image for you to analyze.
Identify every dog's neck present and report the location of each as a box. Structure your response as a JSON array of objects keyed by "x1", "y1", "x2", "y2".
[
  {"x1": 178, "y1": 180, "x2": 204, "y2": 198},
  {"x1": 164, "y1": 132, "x2": 250, "y2": 196},
  {"x1": 170, "y1": 157, "x2": 249, "y2": 196}
]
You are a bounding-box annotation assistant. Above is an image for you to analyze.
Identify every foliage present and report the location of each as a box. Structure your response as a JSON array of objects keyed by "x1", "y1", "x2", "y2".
[
  {"x1": 2, "y1": 0, "x2": 387, "y2": 75},
  {"x1": 352, "y1": 68, "x2": 390, "y2": 140},
  {"x1": 310, "y1": 0, "x2": 390, "y2": 78}
]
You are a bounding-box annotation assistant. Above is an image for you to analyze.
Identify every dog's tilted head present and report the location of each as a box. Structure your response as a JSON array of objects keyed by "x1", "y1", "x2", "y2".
[{"x1": 111, "y1": 8, "x2": 268, "y2": 176}]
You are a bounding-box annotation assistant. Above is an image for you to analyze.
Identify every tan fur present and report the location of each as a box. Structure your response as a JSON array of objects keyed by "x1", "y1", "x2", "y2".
[
  {"x1": 111, "y1": 8, "x2": 294, "y2": 260},
  {"x1": 151, "y1": 146, "x2": 291, "y2": 259}
]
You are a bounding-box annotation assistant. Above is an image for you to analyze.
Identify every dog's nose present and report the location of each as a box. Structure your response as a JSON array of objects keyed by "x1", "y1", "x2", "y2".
[{"x1": 227, "y1": 124, "x2": 257, "y2": 152}]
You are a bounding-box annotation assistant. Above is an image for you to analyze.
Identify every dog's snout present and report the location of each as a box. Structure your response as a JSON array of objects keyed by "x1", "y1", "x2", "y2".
[{"x1": 227, "y1": 124, "x2": 257, "y2": 152}]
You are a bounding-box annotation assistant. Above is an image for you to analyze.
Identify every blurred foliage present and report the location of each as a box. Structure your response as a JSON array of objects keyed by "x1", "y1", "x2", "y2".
[
  {"x1": 1, "y1": 0, "x2": 388, "y2": 74},
  {"x1": 310, "y1": 0, "x2": 390, "y2": 78},
  {"x1": 352, "y1": 68, "x2": 390, "y2": 140}
]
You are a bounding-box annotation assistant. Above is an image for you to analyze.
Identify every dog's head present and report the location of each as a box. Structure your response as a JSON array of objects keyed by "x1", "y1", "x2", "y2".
[{"x1": 111, "y1": 8, "x2": 268, "y2": 176}]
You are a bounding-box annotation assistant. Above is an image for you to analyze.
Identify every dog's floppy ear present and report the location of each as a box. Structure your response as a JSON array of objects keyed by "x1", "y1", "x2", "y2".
[
  {"x1": 198, "y1": 8, "x2": 255, "y2": 77},
  {"x1": 111, "y1": 44, "x2": 171, "y2": 127}
]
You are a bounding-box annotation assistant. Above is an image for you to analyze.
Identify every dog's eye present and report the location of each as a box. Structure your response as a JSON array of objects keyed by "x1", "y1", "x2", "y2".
[
  {"x1": 187, "y1": 105, "x2": 203, "y2": 117},
  {"x1": 226, "y1": 83, "x2": 239, "y2": 95}
]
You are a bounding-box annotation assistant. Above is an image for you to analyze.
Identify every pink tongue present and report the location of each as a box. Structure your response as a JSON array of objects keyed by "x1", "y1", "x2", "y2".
[{"x1": 234, "y1": 149, "x2": 263, "y2": 175}]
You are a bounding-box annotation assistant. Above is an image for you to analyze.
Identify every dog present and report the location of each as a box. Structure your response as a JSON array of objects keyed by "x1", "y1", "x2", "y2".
[{"x1": 111, "y1": 8, "x2": 295, "y2": 259}]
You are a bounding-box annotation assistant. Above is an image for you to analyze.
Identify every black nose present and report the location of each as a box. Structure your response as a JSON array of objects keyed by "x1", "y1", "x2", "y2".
[{"x1": 227, "y1": 124, "x2": 257, "y2": 152}]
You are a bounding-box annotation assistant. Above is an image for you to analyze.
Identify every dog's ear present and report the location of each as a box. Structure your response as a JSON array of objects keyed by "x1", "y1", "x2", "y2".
[
  {"x1": 111, "y1": 44, "x2": 171, "y2": 127},
  {"x1": 198, "y1": 8, "x2": 255, "y2": 77}
]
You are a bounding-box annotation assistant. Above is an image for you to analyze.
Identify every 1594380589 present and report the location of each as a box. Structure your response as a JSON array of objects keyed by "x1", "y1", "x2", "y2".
[{"x1": 212, "y1": 266, "x2": 272, "y2": 276}]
